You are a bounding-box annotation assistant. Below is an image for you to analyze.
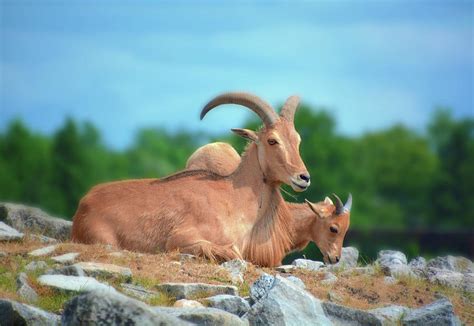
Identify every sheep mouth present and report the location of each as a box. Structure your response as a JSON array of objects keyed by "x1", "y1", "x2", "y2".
[{"x1": 291, "y1": 180, "x2": 309, "y2": 192}]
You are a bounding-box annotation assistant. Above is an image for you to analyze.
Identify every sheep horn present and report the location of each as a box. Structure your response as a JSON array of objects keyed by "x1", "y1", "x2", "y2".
[
  {"x1": 344, "y1": 193, "x2": 352, "y2": 212},
  {"x1": 200, "y1": 92, "x2": 278, "y2": 127},
  {"x1": 279, "y1": 95, "x2": 300, "y2": 122},
  {"x1": 331, "y1": 193, "x2": 344, "y2": 215}
]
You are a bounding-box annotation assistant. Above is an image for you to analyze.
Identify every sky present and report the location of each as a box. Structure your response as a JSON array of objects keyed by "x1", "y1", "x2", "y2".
[{"x1": 1, "y1": 1, "x2": 473, "y2": 149}]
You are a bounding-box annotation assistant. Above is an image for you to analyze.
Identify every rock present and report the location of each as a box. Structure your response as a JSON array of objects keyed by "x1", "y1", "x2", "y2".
[
  {"x1": 156, "y1": 282, "x2": 238, "y2": 300},
  {"x1": 174, "y1": 299, "x2": 204, "y2": 308},
  {"x1": 74, "y1": 261, "x2": 132, "y2": 281},
  {"x1": 179, "y1": 253, "x2": 197, "y2": 262},
  {"x1": 426, "y1": 256, "x2": 474, "y2": 274},
  {"x1": 220, "y1": 259, "x2": 247, "y2": 284},
  {"x1": 328, "y1": 247, "x2": 359, "y2": 270},
  {"x1": 246, "y1": 274, "x2": 331, "y2": 325},
  {"x1": 27, "y1": 233, "x2": 58, "y2": 244},
  {"x1": 321, "y1": 271, "x2": 338, "y2": 285},
  {"x1": 286, "y1": 276, "x2": 306, "y2": 289},
  {"x1": 323, "y1": 301, "x2": 382, "y2": 325},
  {"x1": 369, "y1": 305, "x2": 410, "y2": 325},
  {"x1": 409, "y1": 257, "x2": 427, "y2": 277},
  {"x1": 0, "y1": 221, "x2": 24, "y2": 241},
  {"x1": 0, "y1": 299, "x2": 60, "y2": 325},
  {"x1": 203, "y1": 294, "x2": 250, "y2": 317},
  {"x1": 426, "y1": 268, "x2": 464, "y2": 288},
  {"x1": 383, "y1": 276, "x2": 397, "y2": 285},
  {"x1": 249, "y1": 273, "x2": 275, "y2": 303},
  {"x1": 275, "y1": 265, "x2": 296, "y2": 273},
  {"x1": 45, "y1": 265, "x2": 85, "y2": 277},
  {"x1": 25, "y1": 260, "x2": 48, "y2": 272},
  {"x1": 17, "y1": 272, "x2": 38, "y2": 303},
  {"x1": 29, "y1": 245, "x2": 57, "y2": 257},
  {"x1": 402, "y1": 298, "x2": 460, "y2": 325},
  {"x1": 377, "y1": 250, "x2": 414, "y2": 277},
  {"x1": 462, "y1": 273, "x2": 474, "y2": 293},
  {"x1": 62, "y1": 289, "x2": 187, "y2": 325},
  {"x1": 154, "y1": 306, "x2": 245, "y2": 325},
  {"x1": 0, "y1": 203, "x2": 71, "y2": 240},
  {"x1": 327, "y1": 291, "x2": 343, "y2": 304},
  {"x1": 0, "y1": 251, "x2": 6, "y2": 257},
  {"x1": 292, "y1": 258, "x2": 325, "y2": 271},
  {"x1": 341, "y1": 266, "x2": 376, "y2": 276},
  {"x1": 37, "y1": 275, "x2": 116, "y2": 293},
  {"x1": 51, "y1": 252, "x2": 80, "y2": 264},
  {"x1": 121, "y1": 283, "x2": 159, "y2": 301}
]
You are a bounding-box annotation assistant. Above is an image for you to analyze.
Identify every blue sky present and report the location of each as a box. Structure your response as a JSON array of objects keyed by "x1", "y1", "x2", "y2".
[{"x1": 1, "y1": 1, "x2": 473, "y2": 149}]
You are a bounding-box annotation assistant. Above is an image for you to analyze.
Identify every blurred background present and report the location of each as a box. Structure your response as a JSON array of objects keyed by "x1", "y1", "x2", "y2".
[{"x1": 1, "y1": 1, "x2": 473, "y2": 261}]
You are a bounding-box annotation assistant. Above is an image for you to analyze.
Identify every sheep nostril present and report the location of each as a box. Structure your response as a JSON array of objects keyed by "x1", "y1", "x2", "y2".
[
  {"x1": 335, "y1": 256, "x2": 340, "y2": 263},
  {"x1": 299, "y1": 174, "x2": 310, "y2": 182}
]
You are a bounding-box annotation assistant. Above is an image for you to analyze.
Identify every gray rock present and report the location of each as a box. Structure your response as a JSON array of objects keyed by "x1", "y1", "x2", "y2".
[
  {"x1": 408, "y1": 257, "x2": 427, "y2": 277},
  {"x1": 328, "y1": 247, "x2": 359, "y2": 270},
  {"x1": 74, "y1": 261, "x2": 132, "y2": 281},
  {"x1": 0, "y1": 202, "x2": 71, "y2": 240},
  {"x1": 369, "y1": 305, "x2": 410, "y2": 325},
  {"x1": 0, "y1": 221, "x2": 24, "y2": 241},
  {"x1": 28, "y1": 245, "x2": 57, "y2": 257},
  {"x1": 203, "y1": 294, "x2": 250, "y2": 317},
  {"x1": 45, "y1": 265, "x2": 85, "y2": 277},
  {"x1": 179, "y1": 253, "x2": 197, "y2": 262},
  {"x1": 402, "y1": 298, "x2": 460, "y2": 325},
  {"x1": 426, "y1": 268, "x2": 464, "y2": 288},
  {"x1": 121, "y1": 283, "x2": 159, "y2": 301},
  {"x1": 27, "y1": 233, "x2": 58, "y2": 244},
  {"x1": 156, "y1": 282, "x2": 238, "y2": 300},
  {"x1": 51, "y1": 252, "x2": 80, "y2": 264},
  {"x1": 321, "y1": 272, "x2": 338, "y2": 285},
  {"x1": 249, "y1": 273, "x2": 275, "y2": 303},
  {"x1": 377, "y1": 250, "x2": 414, "y2": 277},
  {"x1": 62, "y1": 289, "x2": 187, "y2": 325},
  {"x1": 275, "y1": 265, "x2": 296, "y2": 273},
  {"x1": 37, "y1": 274, "x2": 116, "y2": 293},
  {"x1": 292, "y1": 258, "x2": 325, "y2": 271},
  {"x1": 154, "y1": 306, "x2": 245, "y2": 325},
  {"x1": 462, "y1": 273, "x2": 474, "y2": 293},
  {"x1": 246, "y1": 274, "x2": 332, "y2": 325},
  {"x1": 0, "y1": 299, "x2": 60, "y2": 325},
  {"x1": 323, "y1": 301, "x2": 382, "y2": 326},
  {"x1": 426, "y1": 256, "x2": 474, "y2": 274},
  {"x1": 25, "y1": 260, "x2": 48, "y2": 272},
  {"x1": 17, "y1": 272, "x2": 38, "y2": 303},
  {"x1": 286, "y1": 276, "x2": 306, "y2": 289},
  {"x1": 221, "y1": 259, "x2": 247, "y2": 284}
]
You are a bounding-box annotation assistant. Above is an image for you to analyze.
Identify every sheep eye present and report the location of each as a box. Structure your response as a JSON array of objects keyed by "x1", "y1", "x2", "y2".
[
  {"x1": 267, "y1": 139, "x2": 278, "y2": 145},
  {"x1": 330, "y1": 226, "x2": 338, "y2": 234}
]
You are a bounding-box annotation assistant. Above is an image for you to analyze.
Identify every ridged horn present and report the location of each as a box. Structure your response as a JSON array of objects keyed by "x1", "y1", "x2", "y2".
[
  {"x1": 279, "y1": 95, "x2": 300, "y2": 122},
  {"x1": 332, "y1": 193, "x2": 344, "y2": 215},
  {"x1": 200, "y1": 92, "x2": 278, "y2": 127},
  {"x1": 344, "y1": 193, "x2": 352, "y2": 212}
]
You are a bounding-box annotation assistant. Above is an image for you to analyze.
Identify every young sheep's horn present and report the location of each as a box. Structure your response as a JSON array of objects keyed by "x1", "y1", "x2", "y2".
[
  {"x1": 279, "y1": 95, "x2": 300, "y2": 122},
  {"x1": 200, "y1": 92, "x2": 278, "y2": 127},
  {"x1": 344, "y1": 193, "x2": 352, "y2": 212},
  {"x1": 332, "y1": 193, "x2": 344, "y2": 215}
]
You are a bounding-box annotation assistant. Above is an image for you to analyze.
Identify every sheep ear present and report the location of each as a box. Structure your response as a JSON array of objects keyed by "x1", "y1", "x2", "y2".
[
  {"x1": 231, "y1": 128, "x2": 258, "y2": 142},
  {"x1": 305, "y1": 199, "x2": 325, "y2": 219},
  {"x1": 324, "y1": 196, "x2": 333, "y2": 205}
]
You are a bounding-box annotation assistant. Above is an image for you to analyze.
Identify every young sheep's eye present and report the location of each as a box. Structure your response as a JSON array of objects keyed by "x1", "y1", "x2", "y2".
[
  {"x1": 267, "y1": 139, "x2": 278, "y2": 145},
  {"x1": 329, "y1": 226, "x2": 338, "y2": 234}
]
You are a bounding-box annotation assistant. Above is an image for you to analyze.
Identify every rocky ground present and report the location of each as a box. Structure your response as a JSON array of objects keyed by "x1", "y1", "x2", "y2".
[{"x1": 0, "y1": 202, "x2": 473, "y2": 325}]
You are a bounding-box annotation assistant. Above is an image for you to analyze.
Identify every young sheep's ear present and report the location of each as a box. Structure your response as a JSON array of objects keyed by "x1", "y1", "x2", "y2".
[
  {"x1": 305, "y1": 199, "x2": 326, "y2": 219},
  {"x1": 231, "y1": 128, "x2": 258, "y2": 142}
]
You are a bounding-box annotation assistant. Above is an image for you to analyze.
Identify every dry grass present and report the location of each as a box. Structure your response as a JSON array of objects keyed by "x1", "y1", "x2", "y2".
[{"x1": 1, "y1": 238, "x2": 473, "y2": 324}]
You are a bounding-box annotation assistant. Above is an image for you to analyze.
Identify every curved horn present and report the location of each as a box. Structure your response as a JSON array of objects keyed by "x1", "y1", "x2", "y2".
[
  {"x1": 344, "y1": 193, "x2": 352, "y2": 212},
  {"x1": 331, "y1": 193, "x2": 344, "y2": 215},
  {"x1": 200, "y1": 92, "x2": 278, "y2": 127},
  {"x1": 279, "y1": 95, "x2": 300, "y2": 122}
]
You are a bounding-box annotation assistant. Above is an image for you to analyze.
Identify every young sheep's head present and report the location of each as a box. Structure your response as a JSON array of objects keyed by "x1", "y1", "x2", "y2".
[
  {"x1": 305, "y1": 194, "x2": 352, "y2": 264},
  {"x1": 201, "y1": 92, "x2": 310, "y2": 192}
]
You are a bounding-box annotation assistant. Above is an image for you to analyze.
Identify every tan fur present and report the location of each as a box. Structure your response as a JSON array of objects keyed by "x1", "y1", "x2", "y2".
[{"x1": 72, "y1": 115, "x2": 310, "y2": 267}]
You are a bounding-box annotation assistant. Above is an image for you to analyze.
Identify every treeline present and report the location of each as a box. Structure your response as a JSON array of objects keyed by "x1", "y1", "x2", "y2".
[{"x1": 0, "y1": 106, "x2": 472, "y2": 232}]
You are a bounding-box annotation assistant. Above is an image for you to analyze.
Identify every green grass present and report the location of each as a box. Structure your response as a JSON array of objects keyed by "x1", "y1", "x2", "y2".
[{"x1": 36, "y1": 290, "x2": 76, "y2": 313}]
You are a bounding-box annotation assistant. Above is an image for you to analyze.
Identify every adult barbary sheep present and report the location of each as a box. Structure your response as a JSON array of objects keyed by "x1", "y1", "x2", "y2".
[{"x1": 71, "y1": 92, "x2": 310, "y2": 266}]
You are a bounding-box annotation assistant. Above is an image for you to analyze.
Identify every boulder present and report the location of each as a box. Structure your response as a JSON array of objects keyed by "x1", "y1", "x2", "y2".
[
  {"x1": 462, "y1": 273, "x2": 474, "y2": 293},
  {"x1": 45, "y1": 265, "x2": 85, "y2": 277},
  {"x1": 0, "y1": 299, "x2": 60, "y2": 325},
  {"x1": 322, "y1": 302, "x2": 381, "y2": 326},
  {"x1": 369, "y1": 305, "x2": 410, "y2": 325},
  {"x1": 51, "y1": 252, "x2": 80, "y2": 264},
  {"x1": 401, "y1": 298, "x2": 460, "y2": 325},
  {"x1": 74, "y1": 261, "x2": 132, "y2": 281},
  {"x1": 0, "y1": 221, "x2": 23, "y2": 241},
  {"x1": 121, "y1": 283, "x2": 159, "y2": 301},
  {"x1": 426, "y1": 268, "x2": 464, "y2": 288},
  {"x1": 285, "y1": 276, "x2": 306, "y2": 289},
  {"x1": 249, "y1": 273, "x2": 275, "y2": 303},
  {"x1": 246, "y1": 274, "x2": 331, "y2": 325},
  {"x1": 426, "y1": 256, "x2": 474, "y2": 274},
  {"x1": 154, "y1": 306, "x2": 246, "y2": 325},
  {"x1": 377, "y1": 250, "x2": 414, "y2": 277},
  {"x1": 37, "y1": 275, "x2": 116, "y2": 293},
  {"x1": 0, "y1": 203, "x2": 71, "y2": 240},
  {"x1": 203, "y1": 294, "x2": 250, "y2": 317},
  {"x1": 220, "y1": 259, "x2": 247, "y2": 284},
  {"x1": 62, "y1": 289, "x2": 187, "y2": 325},
  {"x1": 292, "y1": 259, "x2": 325, "y2": 271},
  {"x1": 28, "y1": 245, "x2": 58, "y2": 257},
  {"x1": 25, "y1": 260, "x2": 48, "y2": 272},
  {"x1": 156, "y1": 282, "x2": 238, "y2": 300},
  {"x1": 408, "y1": 257, "x2": 427, "y2": 277},
  {"x1": 17, "y1": 272, "x2": 38, "y2": 303},
  {"x1": 328, "y1": 247, "x2": 359, "y2": 270},
  {"x1": 174, "y1": 299, "x2": 204, "y2": 308}
]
